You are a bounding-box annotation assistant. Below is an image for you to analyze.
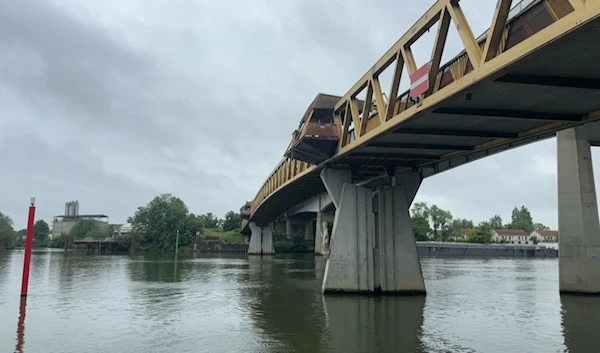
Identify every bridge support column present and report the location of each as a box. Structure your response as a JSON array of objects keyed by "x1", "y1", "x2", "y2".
[
  {"x1": 374, "y1": 172, "x2": 425, "y2": 293},
  {"x1": 557, "y1": 123, "x2": 600, "y2": 294},
  {"x1": 285, "y1": 218, "x2": 292, "y2": 240},
  {"x1": 315, "y1": 212, "x2": 323, "y2": 255},
  {"x1": 319, "y1": 169, "x2": 425, "y2": 294},
  {"x1": 248, "y1": 222, "x2": 275, "y2": 255}
]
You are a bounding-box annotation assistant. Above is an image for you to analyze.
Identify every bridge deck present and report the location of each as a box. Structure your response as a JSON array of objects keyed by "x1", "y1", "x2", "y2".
[{"x1": 244, "y1": 0, "x2": 600, "y2": 227}]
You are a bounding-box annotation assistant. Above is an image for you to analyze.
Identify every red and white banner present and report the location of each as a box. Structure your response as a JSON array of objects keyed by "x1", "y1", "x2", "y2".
[{"x1": 409, "y1": 63, "x2": 430, "y2": 98}]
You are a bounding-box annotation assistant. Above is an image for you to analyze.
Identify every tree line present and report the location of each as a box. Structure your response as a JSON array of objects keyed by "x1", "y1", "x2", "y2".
[
  {"x1": 410, "y1": 202, "x2": 550, "y2": 243},
  {"x1": 0, "y1": 194, "x2": 243, "y2": 251}
]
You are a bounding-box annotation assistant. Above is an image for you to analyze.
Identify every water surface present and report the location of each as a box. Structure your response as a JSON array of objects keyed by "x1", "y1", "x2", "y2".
[{"x1": 0, "y1": 249, "x2": 598, "y2": 353}]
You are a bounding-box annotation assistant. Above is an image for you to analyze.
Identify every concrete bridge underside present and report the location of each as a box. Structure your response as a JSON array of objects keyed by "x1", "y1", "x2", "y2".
[{"x1": 244, "y1": 0, "x2": 600, "y2": 295}]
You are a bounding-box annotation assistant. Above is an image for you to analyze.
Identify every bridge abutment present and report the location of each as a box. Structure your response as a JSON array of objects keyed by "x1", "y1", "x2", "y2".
[
  {"x1": 558, "y1": 123, "x2": 600, "y2": 294},
  {"x1": 320, "y1": 169, "x2": 425, "y2": 294},
  {"x1": 248, "y1": 222, "x2": 275, "y2": 255}
]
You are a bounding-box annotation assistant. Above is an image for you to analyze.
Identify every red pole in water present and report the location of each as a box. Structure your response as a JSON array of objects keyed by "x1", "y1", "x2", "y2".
[{"x1": 20, "y1": 198, "x2": 36, "y2": 297}]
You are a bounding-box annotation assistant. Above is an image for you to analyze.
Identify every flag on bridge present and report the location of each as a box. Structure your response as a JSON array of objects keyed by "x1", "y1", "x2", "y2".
[{"x1": 409, "y1": 63, "x2": 430, "y2": 98}]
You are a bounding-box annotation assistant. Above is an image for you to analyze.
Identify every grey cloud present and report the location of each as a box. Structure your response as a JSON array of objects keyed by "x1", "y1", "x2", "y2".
[{"x1": 0, "y1": 121, "x2": 158, "y2": 226}]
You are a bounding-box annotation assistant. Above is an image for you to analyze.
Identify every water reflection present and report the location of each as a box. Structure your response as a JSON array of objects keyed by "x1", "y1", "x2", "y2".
[
  {"x1": 15, "y1": 297, "x2": 27, "y2": 353},
  {"x1": 243, "y1": 255, "x2": 327, "y2": 352},
  {"x1": 561, "y1": 295, "x2": 600, "y2": 353},
  {"x1": 322, "y1": 295, "x2": 425, "y2": 353},
  {"x1": 127, "y1": 253, "x2": 186, "y2": 283}
]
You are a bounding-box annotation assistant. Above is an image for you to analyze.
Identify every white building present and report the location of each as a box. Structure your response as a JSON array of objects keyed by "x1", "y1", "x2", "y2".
[
  {"x1": 492, "y1": 229, "x2": 531, "y2": 244},
  {"x1": 530, "y1": 230, "x2": 559, "y2": 243}
]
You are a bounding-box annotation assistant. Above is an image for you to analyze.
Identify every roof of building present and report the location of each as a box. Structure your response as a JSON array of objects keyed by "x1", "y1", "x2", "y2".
[
  {"x1": 537, "y1": 230, "x2": 559, "y2": 237},
  {"x1": 298, "y1": 93, "x2": 345, "y2": 127},
  {"x1": 495, "y1": 229, "x2": 529, "y2": 236},
  {"x1": 119, "y1": 223, "x2": 133, "y2": 232}
]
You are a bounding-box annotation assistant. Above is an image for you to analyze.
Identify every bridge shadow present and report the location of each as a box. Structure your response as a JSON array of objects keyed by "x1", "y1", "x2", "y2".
[{"x1": 561, "y1": 294, "x2": 600, "y2": 353}]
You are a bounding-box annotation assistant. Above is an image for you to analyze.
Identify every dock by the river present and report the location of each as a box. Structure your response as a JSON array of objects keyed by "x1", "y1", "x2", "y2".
[{"x1": 73, "y1": 238, "x2": 117, "y2": 255}]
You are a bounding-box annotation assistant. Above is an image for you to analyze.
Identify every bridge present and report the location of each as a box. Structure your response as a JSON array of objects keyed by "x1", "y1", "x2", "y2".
[{"x1": 240, "y1": 0, "x2": 600, "y2": 295}]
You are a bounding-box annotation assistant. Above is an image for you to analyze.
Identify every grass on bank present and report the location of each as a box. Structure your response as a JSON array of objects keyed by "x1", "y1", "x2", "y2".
[{"x1": 203, "y1": 228, "x2": 246, "y2": 244}]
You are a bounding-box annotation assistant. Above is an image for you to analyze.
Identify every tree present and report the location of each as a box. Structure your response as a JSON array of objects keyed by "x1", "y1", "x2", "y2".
[
  {"x1": 508, "y1": 205, "x2": 534, "y2": 232},
  {"x1": 411, "y1": 215, "x2": 430, "y2": 241},
  {"x1": 533, "y1": 223, "x2": 549, "y2": 230},
  {"x1": 0, "y1": 212, "x2": 16, "y2": 250},
  {"x1": 129, "y1": 194, "x2": 201, "y2": 251},
  {"x1": 184, "y1": 213, "x2": 205, "y2": 243},
  {"x1": 429, "y1": 205, "x2": 452, "y2": 240},
  {"x1": 489, "y1": 215, "x2": 503, "y2": 229},
  {"x1": 444, "y1": 218, "x2": 473, "y2": 240},
  {"x1": 68, "y1": 219, "x2": 109, "y2": 240},
  {"x1": 222, "y1": 211, "x2": 242, "y2": 231},
  {"x1": 466, "y1": 221, "x2": 494, "y2": 244},
  {"x1": 34, "y1": 220, "x2": 50, "y2": 247},
  {"x1": 411, "y1": 202, "x2": 430, "y2": 219},
  {"x1": 199, "y1": 212, "x2": 221, "y2": 229},
  {"x1": 457, "y1": 219, "x2": 474, "y2": 229}
]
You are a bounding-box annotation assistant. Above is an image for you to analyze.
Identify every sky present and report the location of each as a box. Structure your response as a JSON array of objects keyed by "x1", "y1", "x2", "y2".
[{"x1": 0, "y1": 0, "x2": 595, "y2": 230}]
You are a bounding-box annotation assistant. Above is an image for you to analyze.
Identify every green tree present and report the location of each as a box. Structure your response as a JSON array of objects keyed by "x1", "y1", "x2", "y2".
[
  {"x1": 129, "y1": 194, "x2": 199, "y2": 251},
  {"x1": 411, "y1": 215, "x2": 430, "y2": 241},
  {"x1": 533, "y1": 222, "x2": 549, "y2": 230},
  {"x1": 466, "y1": 221, "x2": 494, "y2": 244},
  {"x1": 199, "y1": 212, "x2": 221, "y2": 229},
  {"x1": 222, "y1": 211, "x2": 242, "y2": 231},
  {"x1": 444, "y1": 218, "x2": 473, "y2": 240},
  {"x1": 411, "y1": 202, "x2": 430, "y2": 219},
  {"x1": 0, "y1": 212, "x2": 16, "y2": 250},
  {"x1": 429, "y1": 205, "x2": 452, "y2": 240},
  {"x1": 508, "y1": 206, "x2": 534, "y2": 232},
  {"x1": 33, "y1": 220, "x2": 50, "y2": 247},
  {"x1": 184, "y1": 213, "x2": 205, "y2": 243},
  {"x1": 68, "y1": 219, "x2": 109, "y2": 239},
  {"x1": 489, "y1": 215, "x2": 503, "y2": 229},
  {"x1": 457, "y1": 219, "x2": 474, "y2": 229}
]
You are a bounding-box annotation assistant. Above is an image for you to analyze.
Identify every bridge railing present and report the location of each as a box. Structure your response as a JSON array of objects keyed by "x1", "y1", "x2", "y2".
[
  {"x1": 333, "y1": 0, "x2": 584, "y2": 151},
  {"x1": 248, "y1": 157, "x2": 314, "y2": 217},
  {"x1": 245, "y1": 0, "x2": 587, "y2": 225}
]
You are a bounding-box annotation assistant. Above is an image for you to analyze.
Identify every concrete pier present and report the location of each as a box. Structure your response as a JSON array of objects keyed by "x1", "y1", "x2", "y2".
[
  {"x1": 375, "y1": 173, "x2": 425, "y2": 293},
  {"x1": 557, "y1": 123, "x2": 600, "y2": 294},
  {"x1": 248, "y1": 222, "x2": 275, "y2": 255},
  {"x1": 320, "y1": 169, "x2": 425, "y2": 294}
]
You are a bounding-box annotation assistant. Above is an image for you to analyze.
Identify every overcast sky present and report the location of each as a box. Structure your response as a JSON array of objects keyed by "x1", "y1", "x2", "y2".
[{"x1": 0, "y1": 0, "x2": 594, "y2": 230}]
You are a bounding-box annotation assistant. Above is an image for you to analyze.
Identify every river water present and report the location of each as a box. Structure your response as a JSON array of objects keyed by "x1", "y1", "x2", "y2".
[{"x1": 0, "y1": 249, "x2": 598, "y2": 353}]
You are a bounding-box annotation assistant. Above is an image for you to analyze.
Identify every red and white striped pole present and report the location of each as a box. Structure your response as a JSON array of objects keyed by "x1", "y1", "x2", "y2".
[{"x1": 20, "y1": 197, "x2": 36, "y2": 297}]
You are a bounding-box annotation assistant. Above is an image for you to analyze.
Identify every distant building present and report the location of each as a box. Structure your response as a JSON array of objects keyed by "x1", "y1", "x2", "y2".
[
  {"x1": 115, "y1": 223, "x2": 133, "y2": 235},
  {"x1": 492, "y1": 229, "x2": 531, "y2": 244},
  {"x1": 51, "y1": 201, "x2": 109, "y2": 239},
  {"x1": 530, "y1": 230, "x2": 559, "y2": 243}
]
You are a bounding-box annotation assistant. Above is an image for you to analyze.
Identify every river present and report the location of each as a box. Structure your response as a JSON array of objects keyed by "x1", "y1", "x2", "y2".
[{"x1": 0, "y1": 249, "x2": 598, "y2": 353}]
